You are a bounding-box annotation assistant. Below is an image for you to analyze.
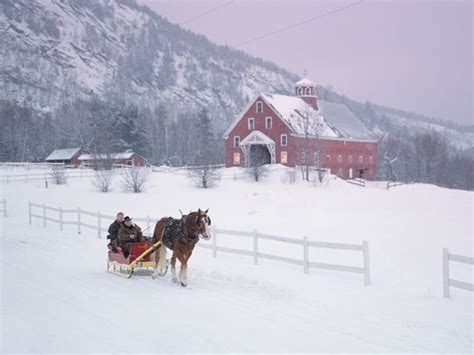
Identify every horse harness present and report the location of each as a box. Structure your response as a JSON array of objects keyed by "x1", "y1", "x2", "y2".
[{"x1": 161, "y1": 215, "x2": 201, "y2": 250}]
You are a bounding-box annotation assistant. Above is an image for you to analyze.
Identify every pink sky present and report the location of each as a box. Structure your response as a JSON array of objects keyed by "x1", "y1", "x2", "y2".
[{"x1": 139, "y1": 0, "x2": 472, "y2": 125}]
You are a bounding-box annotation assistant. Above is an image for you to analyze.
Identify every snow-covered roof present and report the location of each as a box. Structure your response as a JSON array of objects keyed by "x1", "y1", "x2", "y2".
[
  {"x1": 240, "y1": 130, "x2": 275, "y2": 146},
  {"x1": 78, "y1": 152, "x2": 136, "y2": 161},
  {"x1": 317, "y1": 100, "x2": 375, "y2": 140},
  {"x1": 46, "y1": 147, "x2": 82, "y2": 161},
  {"x1": 223, "y1": 93, "x2": 376, "y2": 141},
  {"x1": 295, "y1": 78, "x2": 316, "y2": 87},
  {"x1": 261, "y1": 93, "x2": 337, "y2": 137}
]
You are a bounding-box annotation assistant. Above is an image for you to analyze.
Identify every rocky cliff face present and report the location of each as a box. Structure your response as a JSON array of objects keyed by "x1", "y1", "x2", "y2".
[{"x1": 0, "y1": 0, "x2": 297, "y2": 119}]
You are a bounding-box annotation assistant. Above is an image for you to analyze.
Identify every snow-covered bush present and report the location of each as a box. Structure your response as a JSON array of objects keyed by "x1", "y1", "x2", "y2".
[
  {"x1": 121, "y1": 166, "x2": 149, "y2": 193},
  {"x1": 92, "y1": 169, "x2": 113, "y2": 192},
  {"x1": 49, "y1": 166, "x2": 67, "y2": 185}
]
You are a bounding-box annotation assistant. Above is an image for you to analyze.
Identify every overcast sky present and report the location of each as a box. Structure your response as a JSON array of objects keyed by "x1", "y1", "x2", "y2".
[{"x1": 139, "y1": 0, "x2": 472, "y2": 125}]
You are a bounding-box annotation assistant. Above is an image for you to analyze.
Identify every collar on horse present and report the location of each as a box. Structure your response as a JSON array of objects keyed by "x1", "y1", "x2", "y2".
[{"x1": 162, "y1": 215, "x2": 199, "y2": 250}]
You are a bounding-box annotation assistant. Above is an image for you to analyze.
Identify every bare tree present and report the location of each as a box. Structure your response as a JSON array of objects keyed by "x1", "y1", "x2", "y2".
[
  {"x1": 49, "y1": 165, "x2": 67, "y2": 184},
  {"x1": 187, "y1": 108, "x2": 220, "y2": 188},
  {"x1": 92, "y1": 169, "x2": 113, "y2": 192},
  {"x1": 188, "y1": 165, "x2": 220, "y2": 188},
  {"x1": 246, "y1": 160, "x2": 269, "y2": 182},
  {"x1": 121, "y1": 166, "x2": 150, "y2": 193},
  {"x1": 296, "y1": 105, "x2": 323, "y2": 181}
]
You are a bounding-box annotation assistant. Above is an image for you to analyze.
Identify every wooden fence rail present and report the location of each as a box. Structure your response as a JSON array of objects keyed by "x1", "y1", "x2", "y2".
[
  {"x1": 443, "y1": 248, "x2": 474, "y2": 298},
  {"x1": 0, "y1": 199, "x2": 6, "y2": 217},
  {"x1": 28, "y1": 201, "x2": 370, "y2": 285}
]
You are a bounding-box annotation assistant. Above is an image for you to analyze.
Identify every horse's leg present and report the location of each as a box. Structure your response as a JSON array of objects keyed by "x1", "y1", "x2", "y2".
[
  {"x1": 179, "y1": 254, "x2": 189, "y2": 287},
  {"x1": 170, "y1": 252, "x2": 178, "y2": 283}
]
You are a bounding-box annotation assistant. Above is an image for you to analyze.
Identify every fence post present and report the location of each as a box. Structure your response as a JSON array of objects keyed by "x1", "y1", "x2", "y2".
[
  {"x1": 303, "y1": 236, "x2": 309, "y2": 274},
  {"x1": 212, "y1": 226, "x2": 217, "y2": 258},
  {"x1": 363, "y1": 241, "x2": 370, "y2": 286},
  {"x1": 97, "y1": 212, "x2": 102, "y2": 239},
  {"x1": 28, "y1": 201, "x2": 32, "y2": 224},
  {"x1": 77, "y1": 207, "x2": 81, "y2": 234},
  {"x1": 443, "y1": 248, "x2": 450, "y2": 298},
  {"x1": 253, "y1": 229, "x2": 259, "y2": 265},
  {"x1": 59, "y1": 207, "x2": 63, "y2": 231},
  {"x1": 42, "y1": 203, "x2": 46, "y2": 227}
]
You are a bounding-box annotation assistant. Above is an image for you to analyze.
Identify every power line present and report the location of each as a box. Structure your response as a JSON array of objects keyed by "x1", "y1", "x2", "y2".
[
  {"x1": 237, "y1": 0, "x2": 364, "y2": 47},
  {"x1": 180, "y1": 0, "x2": 234, "y2": 25}
]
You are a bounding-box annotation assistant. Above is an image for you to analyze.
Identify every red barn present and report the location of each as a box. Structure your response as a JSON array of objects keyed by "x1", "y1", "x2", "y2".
[
  {"x1": 78, "y1": 151, "x2": 146, "y2": 167},
  {"x1": 45, "y1": 147, "x2": 88, "y2": 167},
  {"x1": 223, "y1": 78, "x2": 378, "y2": 180}
]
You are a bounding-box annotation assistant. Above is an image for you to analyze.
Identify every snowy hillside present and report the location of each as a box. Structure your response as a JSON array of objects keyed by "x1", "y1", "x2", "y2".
[
  {"x1": 0, "y1": 0, "x2": 295, "y2": 117},
  {"x1": 1, "y1": 166, "x2": 472, "y2": 353}
]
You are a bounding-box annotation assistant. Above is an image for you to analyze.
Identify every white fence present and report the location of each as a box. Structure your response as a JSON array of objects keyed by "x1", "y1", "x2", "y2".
[
  {"x1": 0, "y1": 162, "x2": 65, "y2": 170},
  {"x1": 200, "y1": 228, "x2": 370, "y2": 285},
  {"x1": 0, "y1": 199, "x2": 6, "y2": 217},
  {"x1": 347, "y1": 178, "x2": 365, "y2": 187},
  {"x1": 28, "y1": 201, "x2": 370, "y2": 285},
  {"x1": 1, "y1": 169, "x2": 96, "y2": 184},
  {"x1": 443, "y1": 248, "x2": 473, "y2": 298}
]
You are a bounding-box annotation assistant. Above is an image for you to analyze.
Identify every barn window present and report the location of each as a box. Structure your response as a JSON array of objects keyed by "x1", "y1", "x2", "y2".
[
  {"x1": 281, "y1": 151, "x2": 288, "y2": 164},
  {"x1": 359, "y1": 155, "x2": 363, "y2": 163},
  {"x1": 326, "y1": 155, "x2": 331, "y2": 162},
  {"x1": 248, "y1": 117, "x2": 255, "y2": 130},
  {"x1": 256, "y1": 101, "x2": 263, "y2": 113},
  {"x1": 233, "y1": 136, "x2": 240, "y2": 148},
  {"x1": 265, "y1": 117, "x2": 272, "y2": 129},
  {"x1": 280, "y1": 134, "x2": 287, "y2": 147},
  {"x1": 305, "y1": 87, "x2": 311, "y2": 95},
  {"x1": 337, "y1": 155, "x2": 342, "y2": 162},
  {"x1": 348, "y1": 155, "x2": 353, "y2": 163},
  {"x1": 369, "y1": 156, "x2": 373, "y2": 163},
  {"x1": 233, "y1": 152, "x2": 240, "y2": 165},
  {"x1": 298, "y1": 87, "x2": 303, "y2": 95}
]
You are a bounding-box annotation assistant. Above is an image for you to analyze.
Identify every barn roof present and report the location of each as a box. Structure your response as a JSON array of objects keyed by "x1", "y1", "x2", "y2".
[
  {"x1": 223, "y1": 93, "x2": 377, "y2": 142},
  {"x1": 317, "y1": 100, "x2": 375, "y2": 140},
  {"x1": 294, "y1": 77, "x2": 316, "y2": 87},
  {"x1": 78, "y1": 151, "x2": 137, "y2": 161},
  {"x1": 260, "y1": 93, "x2": 337, "y2": 137},
  {"x1": 46, "y1": 147, "x2": 82, "y2": 161}
]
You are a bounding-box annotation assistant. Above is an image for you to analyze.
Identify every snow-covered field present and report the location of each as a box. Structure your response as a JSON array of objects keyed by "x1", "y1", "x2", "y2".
[{"x1": 1, "y1": 166, "x2": 473, "y2": 353}]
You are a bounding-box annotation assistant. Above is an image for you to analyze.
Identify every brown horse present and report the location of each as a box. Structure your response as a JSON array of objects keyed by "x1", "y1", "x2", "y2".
[{"x1": 152, "y1": 209, "x2": 211, "y2": 287}]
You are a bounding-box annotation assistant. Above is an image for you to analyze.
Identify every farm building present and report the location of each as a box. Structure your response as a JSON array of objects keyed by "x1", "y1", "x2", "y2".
[
  {"x1": 78, "y1": 151, "x2": 146, "y2": 167},
  {"x1": 45, "y1": 147, "x2": 88, "y2": 167},
  {"x1": 223, "y1": 77, "x2": 379, "y2": 180}
]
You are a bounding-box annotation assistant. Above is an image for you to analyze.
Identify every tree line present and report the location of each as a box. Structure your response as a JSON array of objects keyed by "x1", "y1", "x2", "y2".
[{"x1": 0, "y1": 97, "x2": 472, "y2": 191}]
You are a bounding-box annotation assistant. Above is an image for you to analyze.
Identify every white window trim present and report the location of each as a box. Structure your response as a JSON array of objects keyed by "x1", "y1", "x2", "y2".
[
  {"x1": 233, "y1": 136, "x2": 240, "y2": 148},
  {"x1": 256, "y1": 101, "x2": 263, "y2": 113},
  {"x1": 280, "y1": 134, "x2": 288, "y2": 147},
  {"x1": 326, "y1": 155, "x2": 331, "y2": 162},
  {"x1": 337, "y1": 155, "x2": 342, "y2": 162},
  {"x1": 348, "y1": 155, "x2": 353, "y2": 163},
  {"x1": 265, "y1": 116, "x2": 272, "y2": 129},
  {"x1": 359, "y1": 155, "x2": 363, "y2": 163},
  {"x1": 248, "y1": 117, "x2": 255, "y2": 130}
]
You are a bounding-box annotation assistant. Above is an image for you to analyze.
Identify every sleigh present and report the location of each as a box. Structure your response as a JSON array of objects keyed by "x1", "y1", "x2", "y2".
[{"x1": 107, "y1": 240, "x2": 169, "y2": 278}]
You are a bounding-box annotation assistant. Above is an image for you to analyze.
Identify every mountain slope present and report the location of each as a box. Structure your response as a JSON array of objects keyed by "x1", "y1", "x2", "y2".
[
  {"x1": 0, "y1": 0, "x2": 472, "y2": 149},
  {"x1": 0, "y1": 0, "x2": 296, "y2": 118}
]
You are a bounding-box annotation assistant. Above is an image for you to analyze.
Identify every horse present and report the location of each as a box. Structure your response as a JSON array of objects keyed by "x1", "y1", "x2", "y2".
[{"x1": 152, "y1": 208, "x2": 211, "y2": 287}]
